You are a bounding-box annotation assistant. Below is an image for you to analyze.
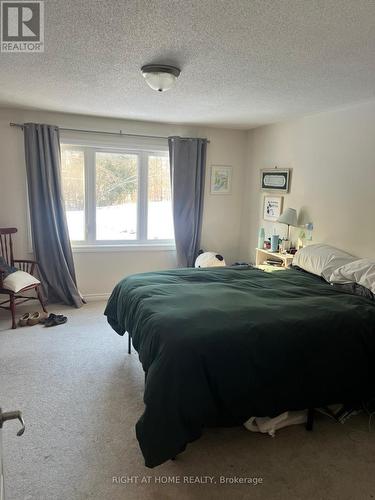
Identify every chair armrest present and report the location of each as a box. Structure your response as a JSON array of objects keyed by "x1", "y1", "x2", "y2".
[
  {"x1": 0, "y1": 269, "x2": 4, "y2": 288},
  {"x1": 13, "y1": 259, "x2": 38, "y2": 275}
]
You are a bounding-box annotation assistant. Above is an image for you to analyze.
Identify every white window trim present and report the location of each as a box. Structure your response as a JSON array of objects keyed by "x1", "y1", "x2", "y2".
[
  {"x1": 61, "y1": 141, "x2": 175, "y2": 251},
  {"x1": 71, "y1": 243, "x2": 176, "y2": 253}
]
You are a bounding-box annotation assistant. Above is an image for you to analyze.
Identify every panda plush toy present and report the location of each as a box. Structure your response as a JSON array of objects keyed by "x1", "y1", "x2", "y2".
[{"x1": 194, "y1": 250, "x2": 226, "y2": 268}]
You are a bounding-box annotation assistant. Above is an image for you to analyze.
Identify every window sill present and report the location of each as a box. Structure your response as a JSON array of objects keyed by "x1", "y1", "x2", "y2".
[{"x1": 71, "y1": 243, "x2": 176, "y2": 253}]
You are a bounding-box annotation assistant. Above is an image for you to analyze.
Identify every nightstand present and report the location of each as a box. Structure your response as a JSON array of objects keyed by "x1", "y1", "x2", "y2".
[{"x1": 255, "y1": 248, "x2": 294, "y2": 269}]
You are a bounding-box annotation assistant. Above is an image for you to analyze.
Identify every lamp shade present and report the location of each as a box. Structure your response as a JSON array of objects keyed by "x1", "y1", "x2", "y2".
[{"x1": 277, "y1": 208, "x2": 298, "y2": 226}]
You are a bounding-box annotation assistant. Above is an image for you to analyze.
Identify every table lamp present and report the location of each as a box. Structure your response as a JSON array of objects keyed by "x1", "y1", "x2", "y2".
[{"x1": 277, "y1": 208, "x2": 297, "y2": 241}]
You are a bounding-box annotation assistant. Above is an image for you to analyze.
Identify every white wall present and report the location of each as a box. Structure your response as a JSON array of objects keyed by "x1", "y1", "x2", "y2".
[
  {"x1": 0, "y1": 107, "x2": 247, "y2": 298},
  {"x1": 240, "y1": 100, "x2": 375, "y2": 263},
  {"x1": 5, "y1": 99, "x2": 373, "y2": 299}
]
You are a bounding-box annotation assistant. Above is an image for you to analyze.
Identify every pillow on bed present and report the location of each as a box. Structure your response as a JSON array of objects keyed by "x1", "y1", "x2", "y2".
[
  {"x1": 329, "y1": 259, "x2": 375, "y2": 294},
  {"x1": 292, "y1": 244, "x2": 356, "y2": 281}
]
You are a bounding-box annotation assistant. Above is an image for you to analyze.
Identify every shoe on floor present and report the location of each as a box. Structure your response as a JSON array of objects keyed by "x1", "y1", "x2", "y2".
[
  {"x1": 40, "y1": 313, "x2": 64, "y2": 325},
  {"x1": 44, "y1": 314, "x2": 68, "y2": 327}
]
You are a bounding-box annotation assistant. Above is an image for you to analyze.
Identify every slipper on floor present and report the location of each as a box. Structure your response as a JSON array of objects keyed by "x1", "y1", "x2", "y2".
[
  {"x1": 27, "y1": 312, "x2": 43, "y2": 326},
  {"x1": 27, "y1": 312, "x2": 49, "y2": 326},
  {"x1": 19, "y1": 313, "x2": 31, "y2": 326},
  {"x1": 44, "y1": 315, "x2": 68, "y2": 327}
]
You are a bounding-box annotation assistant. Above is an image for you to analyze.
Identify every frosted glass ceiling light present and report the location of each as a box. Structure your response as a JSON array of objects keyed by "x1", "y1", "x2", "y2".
[{"x1": 141, "y1": 64, "x2": 181, "y2": 92}]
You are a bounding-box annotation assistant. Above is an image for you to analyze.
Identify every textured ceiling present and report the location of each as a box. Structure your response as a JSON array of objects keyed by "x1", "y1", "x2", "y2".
[{"x1": 1, "y1": 0, "x2": 375, "y2": 128}]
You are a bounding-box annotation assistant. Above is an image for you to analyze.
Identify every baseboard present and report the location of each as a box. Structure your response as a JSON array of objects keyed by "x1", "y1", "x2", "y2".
[{"x1": 83, "y1": 293, "x2": 111, "y2": 302}]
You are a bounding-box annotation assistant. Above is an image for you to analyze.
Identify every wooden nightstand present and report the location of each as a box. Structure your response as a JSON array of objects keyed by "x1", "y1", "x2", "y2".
[{"x1": 255, "y1": 248, "x2": 294, "y2": 269}]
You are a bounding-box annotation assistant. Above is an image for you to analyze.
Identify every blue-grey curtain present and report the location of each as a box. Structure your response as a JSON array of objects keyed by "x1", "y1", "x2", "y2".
[
  {"x1": 168, "y1": 137, "x2": 207, "y2": 267},
  {"x1": 23, "y1": 123, "x2": 84, "y2": 307}
]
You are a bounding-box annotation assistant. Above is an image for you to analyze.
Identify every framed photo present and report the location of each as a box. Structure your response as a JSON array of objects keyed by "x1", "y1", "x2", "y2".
[
  {"x1": 261, "y1": 168, "x2": 290, "y2": 193},
  {"x1": 263, "y1": 195, "x2": 283, "y2": 221},
  {"x1": 210, "y1": 165, "x2": 232, "y2": 195}
]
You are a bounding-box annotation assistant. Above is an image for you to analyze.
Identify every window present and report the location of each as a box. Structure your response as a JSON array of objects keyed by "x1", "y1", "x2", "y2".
[
  {"x1": 95, "y1": 152, "x2": 138, "y2": 241},
  {"x1": 61, "y1": 149, "x2": 85, "y2": 241},
  {"x1": 147, "y1": 155, "x2": 174, "y2": 240},
  {"x1": 60, "y1": 144, "x2": 174, "y2": 247}
]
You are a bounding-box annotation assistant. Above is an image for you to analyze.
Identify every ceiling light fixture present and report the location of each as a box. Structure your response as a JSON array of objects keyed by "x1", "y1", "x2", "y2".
[{"x1": 141, "y1": 64, "x2": 181, "y2": 92}]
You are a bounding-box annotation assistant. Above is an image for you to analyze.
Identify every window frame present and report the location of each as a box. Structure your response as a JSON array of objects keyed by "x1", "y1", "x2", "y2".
[{"x1": 60, "y1": 142, "x2": 175, "y2": 251}]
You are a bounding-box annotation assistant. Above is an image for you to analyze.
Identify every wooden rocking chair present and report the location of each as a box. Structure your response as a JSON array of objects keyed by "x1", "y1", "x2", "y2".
[{"x1": 0, "y1": 228, "x2": 47, "y2": 329}]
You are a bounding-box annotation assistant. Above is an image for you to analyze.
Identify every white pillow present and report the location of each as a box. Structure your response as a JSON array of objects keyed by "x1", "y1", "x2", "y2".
[
  {"x1": 3, "y1": 270, "x2": 40, "y2": 293},
  {"x1": 292, "y1": 243, "x2": 356, "y2": 280},
  {"x1": 329, "y1": 259, "x2": 375, "y2": 294}
]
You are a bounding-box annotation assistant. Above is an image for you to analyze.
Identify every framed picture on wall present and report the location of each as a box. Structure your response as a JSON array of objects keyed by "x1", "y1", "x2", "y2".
[
  {"x1": 260, "y1": 168, "x2": 290, "y2": 193},
  {"x1": 210, "y1": 165, "x2": 232, "y2": 195},
  {"x1": 263, "y1": 195, "x2": 283, "y2": 221}
]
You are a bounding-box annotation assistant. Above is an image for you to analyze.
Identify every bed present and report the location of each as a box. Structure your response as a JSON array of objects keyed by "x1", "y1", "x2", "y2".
[{"x1": 104, "y1": 265, "x2": 375, "y2": 468}]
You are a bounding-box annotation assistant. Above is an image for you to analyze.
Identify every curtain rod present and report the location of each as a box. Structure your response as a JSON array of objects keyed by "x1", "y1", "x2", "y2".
[{"x1": 9, "y1": 122, "x2": 210, "y2": 143}]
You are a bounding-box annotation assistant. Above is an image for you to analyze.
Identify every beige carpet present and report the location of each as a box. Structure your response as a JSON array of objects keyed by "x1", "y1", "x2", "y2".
[{"x1": 1, "y1": 301, "x2": 375, "y2": 500}]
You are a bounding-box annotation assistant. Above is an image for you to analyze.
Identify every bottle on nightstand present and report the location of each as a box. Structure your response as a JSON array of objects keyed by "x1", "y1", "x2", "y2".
[{"x1": 258, "y1": 227, "x2": 265, "y2": 250}]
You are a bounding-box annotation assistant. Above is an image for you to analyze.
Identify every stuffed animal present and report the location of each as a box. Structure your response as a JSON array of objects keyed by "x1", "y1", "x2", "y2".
[{"x1": 195, "y1": 250, "x2": 226, "y2": 268}]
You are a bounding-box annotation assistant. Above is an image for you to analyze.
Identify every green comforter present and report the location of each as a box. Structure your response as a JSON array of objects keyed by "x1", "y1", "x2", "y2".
[{"x1": 104, "y1": 266, "x2": 375, "y2": 467}]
